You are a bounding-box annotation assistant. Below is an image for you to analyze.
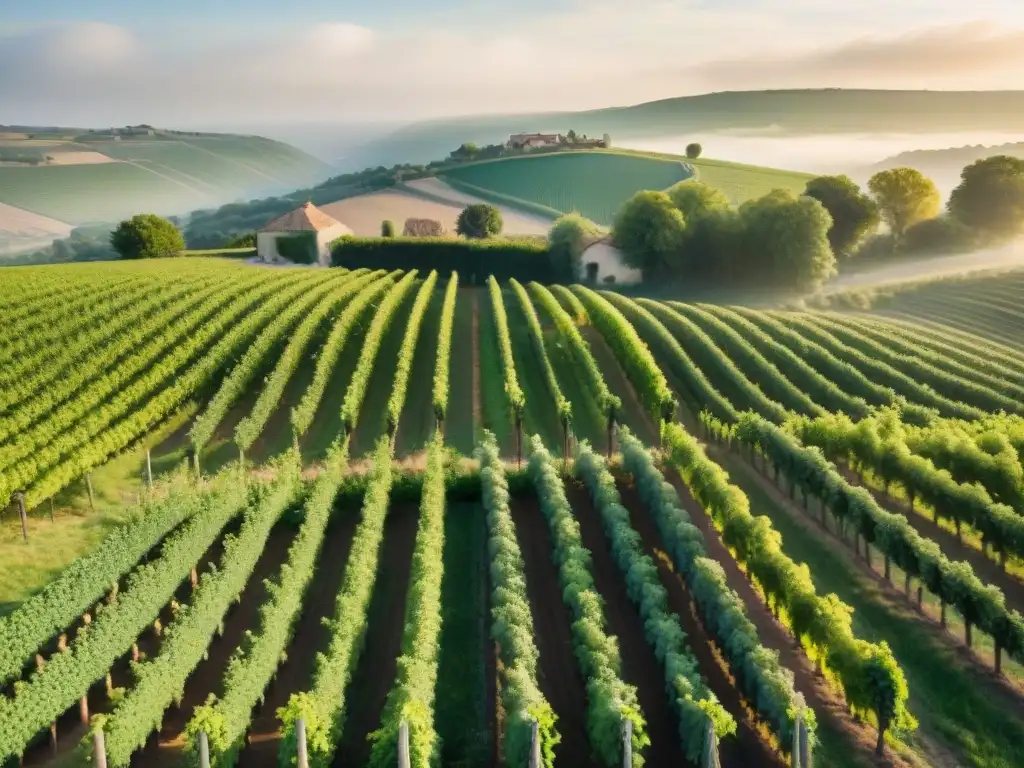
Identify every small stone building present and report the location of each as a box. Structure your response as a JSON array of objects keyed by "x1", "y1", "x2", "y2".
[{"x1": 257, "y1": 202, "x2": 353, "y2": 266}]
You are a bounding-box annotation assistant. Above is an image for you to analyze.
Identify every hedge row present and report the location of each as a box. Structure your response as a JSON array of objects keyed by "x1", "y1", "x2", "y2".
[{"x1": 332, "y1": 236, "x2": 555, "y2": 283}]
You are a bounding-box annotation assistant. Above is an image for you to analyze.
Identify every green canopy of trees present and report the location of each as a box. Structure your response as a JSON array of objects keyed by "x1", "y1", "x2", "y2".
[
  {"x1": 867, "y1": 167, "x2": 940, "y2": 239},
  {"x1": 948, "y1": 155, "x2": 1024, "y2": 238},
  {"x1": 110, "y1": 214, "x2": 185, "y2": 259},
  {"x1": 612, "y1": 191, "x2": 687, "y2": 276},
  {"x1": 611, "y1": 184, "x2": 835, "y2": 292},
  {"x1": 804, "y1": 175, "x2": 879, "y2": 259},
  {"x1": 456, "y1": 203, "x2": 503, "y2": 239}
]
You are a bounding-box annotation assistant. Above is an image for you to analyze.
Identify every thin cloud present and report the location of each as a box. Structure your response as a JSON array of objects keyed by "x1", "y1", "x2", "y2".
[{"x1": 692, "y1": 22, "x2": 1024, "y2": 86}]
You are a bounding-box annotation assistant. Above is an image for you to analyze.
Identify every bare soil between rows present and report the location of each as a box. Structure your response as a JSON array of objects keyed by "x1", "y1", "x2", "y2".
[
  {"x1": 334, "y1": 502, "x2": 420, "y2": 767},
  {"x1": 563, "y1": 480, "x2": 685, "y2": 766},
  {"x1": 614, "y1": 477, "x2": 788, "y2": 768},
  {"x1": 237, "y1": 506, "x2": 360, "y2": 767},
  {"x1": 510, "y1": 494, "x2": 600, "y2": 767}
]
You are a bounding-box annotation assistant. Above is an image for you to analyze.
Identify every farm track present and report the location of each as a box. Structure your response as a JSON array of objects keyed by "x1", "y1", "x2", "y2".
[
  {"x1": 131, "y1": 523, "x2": 296, "y2": 767},
  {"x1": 613, "y1": 478, "x2": 790, "y2": 768},
  {"x1": 335, "y1": 502, "x2": 420, "y2": 767},
  {"x1": 237, "y1": 508, "x2": 360, "y2": 767},
  {"x1": 509, "y1": 494, "x2": 597, "y2": 767},
  {"x1": 563, "y1": 481, "x2": 685, "y2": 765},
  {"x1": 435, "y1": 502, "x2": 496, "y2": 768}
]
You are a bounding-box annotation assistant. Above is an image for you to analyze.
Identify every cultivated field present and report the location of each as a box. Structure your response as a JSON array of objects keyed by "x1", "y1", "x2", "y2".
[
  {"x1": 319, "y1": 186, "x2": 550, "y2": 237},
  {"x1": 0, "y1": 203, "x2": 72, "y2": 257},
  {"x1": 441, "y1": 152, "x2": 692, "y2": 225},
  {"x1": 0, "y1": 134, "x2": 329, "y2": 225},
  {"x1": 1, "y1": 260, "x2": 1024, "y2": 768}
]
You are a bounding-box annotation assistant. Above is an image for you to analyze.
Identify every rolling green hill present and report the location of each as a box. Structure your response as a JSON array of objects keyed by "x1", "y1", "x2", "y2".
[
  {"x1": 346, "y1": 89, "x2": 1024, "y2": 168},
  {"x1": 441, "y1": 151, "x2": 693, "y2": 224},
  {"x1": 439, "y1": 149, "x2": 814, "y2": 223},
  {"x1": 0, "y1": 130, "x2": 331, "y2": 225}
]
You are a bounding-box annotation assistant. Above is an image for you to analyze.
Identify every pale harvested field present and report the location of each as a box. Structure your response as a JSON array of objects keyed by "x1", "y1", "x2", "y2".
[
  {"x1": 46, "y1": 150, "x2": 118, "y2": 165},
  {"x1": 319, "y1": 186, "x2": 550, "y2": 237},
  {"x1": 0, "y1": 202, "x2": 72, "y2": 236}
]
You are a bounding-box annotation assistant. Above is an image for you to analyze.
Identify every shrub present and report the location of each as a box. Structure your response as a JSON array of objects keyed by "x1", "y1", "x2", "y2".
[
  {"x1": 456, "y1": 203, "x2": 503, "y2": 238},
  {"x1": 381, "y1": 219, "x2": 396, "y2": 237},
  {"x1": 548, "y1": 213, "x2": 603, "y2": 282},
  {"x1": 686, "y1": 143, "x2": 703, "y2": 159},
  {"x1": 110, "y1": 214, "x2": 185, "y2": 259}
]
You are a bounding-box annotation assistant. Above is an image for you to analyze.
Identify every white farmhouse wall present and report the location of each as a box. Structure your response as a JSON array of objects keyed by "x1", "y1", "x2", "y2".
[
  {"x1": 580, "y1": 241, "x2": 642, "y2": 285},
  {"x1": 256, "y1": 232, "x2": 287, "y2": 263},
  {"x1": 316, "y1": 223, "x2": 351, "y2": 266}
]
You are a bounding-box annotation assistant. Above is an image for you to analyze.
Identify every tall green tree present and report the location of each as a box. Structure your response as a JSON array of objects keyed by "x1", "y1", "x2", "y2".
[
  {"x1": 666, "y1": 180, "x2": 730, "y2": 221},
  {"x1": 110, "y1": 214, "x2": 185, "y2": 259},
  {"x1": 456, "y1": 204, "x2": 503, "y2": 239},
  {"x1": 612, "y1": 190, "x2": 686, "y2": 277},
  {"x1": 685, "y1": 143, "x2": 703, "y2": 159},
  {"x1": 381, "y1": 219, "x2": 396, "y2": 238},
  {"x1": 804, "y1": 175, "x2": 879, "y2": 258},
  {"x1": 867, "y1": 168, "x2": 940, "y2": 239},
  {"x1": 948, "y1": 155, "x2": 1024, "y2": 238},
  {"x1": 738, "y1": 190, "x2": 836, "y2": 291}
]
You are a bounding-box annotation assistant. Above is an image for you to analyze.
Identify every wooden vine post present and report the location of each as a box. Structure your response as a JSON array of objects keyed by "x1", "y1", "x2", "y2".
[
  {"x1": 702, "y1": 719, "x2": 721, "y2": 768},
  {"x1": 528, "y1": 720, "x2": 541, "y2": 768},
  {"x1": 145, "y1": 448, "x2": 153, "y2": 489},
  {"x1": 198, "y1": 731, "x2": 211, "y2": 768},
  {"x1": 621, "y1": 718, "x2": 633, "y2": 768},
  {"x1": 93, "y1": 729, "x2": 108, "y2": 768},
  {"x1": 398, "y1": 720, "x2": 411, "y2": 768},
  {"x1": 12, "y1": 491, "x2": 28, "y2": 543},
  {"x1": 86, "y1": 473, "x2": 96, "y2": 512},
  {"x1": 296, "y1": 718, "x2": 309, "y2": 768}
]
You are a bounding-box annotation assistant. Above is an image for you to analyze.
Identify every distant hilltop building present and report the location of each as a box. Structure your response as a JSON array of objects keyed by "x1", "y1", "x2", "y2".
[
  {"x1": 508, "y1": 133, "x2": 560, "y2": 150},
  {"x1": 507, "y1": 132, "x2": 610, "y2": 151},
  {"x1": 257, "y1": 202, "x2": 352, "y2": 266}
]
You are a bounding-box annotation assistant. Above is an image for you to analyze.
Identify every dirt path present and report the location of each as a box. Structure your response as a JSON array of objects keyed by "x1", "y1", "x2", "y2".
[
  {"x1": 132, "y1": 524, "x2": 297, "y2": 766},
  {"x1": 641, "y1": 468, "x2": 897, "y2": 768},
  {"x1": 563, "y1": 482, "x2": 685, "y2": 765},
  {"x1": 841, "y1": 466, "x2": 1024, "y2": 616},
  {"x1": 614, "y1": 479, "x2": 789, "y2": 768},
  {"x1": 238, "y1": 510, "x2": 360, "y2": 767},
  {"x1": 334, "y1": 503, "x2": 420, "y2": 767},
  {"x1": 472, "y1": 289, "x2": 482, "y2": 441},
  {"x1": 510, "y1": 495, "x2": 599, "y2": 767}
]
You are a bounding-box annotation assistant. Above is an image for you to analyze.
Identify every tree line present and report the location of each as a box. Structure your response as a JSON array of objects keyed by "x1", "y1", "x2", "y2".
[{"x1": 607, "y1": 154, "x2": 1024, "y2": 293}]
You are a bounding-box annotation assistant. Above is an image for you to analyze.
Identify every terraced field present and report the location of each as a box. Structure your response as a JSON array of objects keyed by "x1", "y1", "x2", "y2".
[{"x1": 2, "y1": 259, "x2": 1024, "y2": 768}]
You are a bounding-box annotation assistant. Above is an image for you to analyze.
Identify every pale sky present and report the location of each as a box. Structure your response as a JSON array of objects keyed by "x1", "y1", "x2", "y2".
[{"x1": 3, "y1": 0, "x2": 1024, "y2": 127}]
